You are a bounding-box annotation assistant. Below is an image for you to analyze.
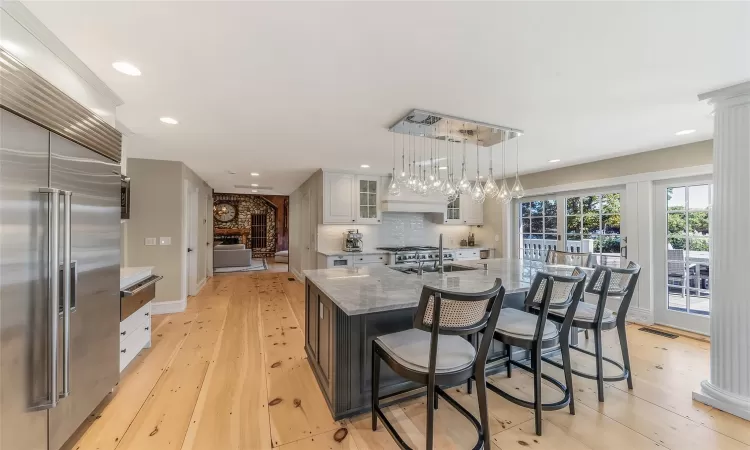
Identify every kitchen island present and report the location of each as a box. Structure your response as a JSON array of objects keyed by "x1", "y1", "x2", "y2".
[{"x1": 303, "y1": 259, "x2": 587, "y2": 420}]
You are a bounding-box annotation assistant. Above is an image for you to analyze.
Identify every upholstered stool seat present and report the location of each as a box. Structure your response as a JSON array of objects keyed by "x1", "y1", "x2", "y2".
[
  {"x1": 496, "y1": 309, "x2": 558, "y2": 340},
  {"x1": 371, "y1": 280, "x2": 506, "y2": 450},
  {"x1": 548, "y1": 302, "x2": 615, "y2": 324},
  {"x1": 375, "y1": 329, "x2": 476, "y2": 374}
]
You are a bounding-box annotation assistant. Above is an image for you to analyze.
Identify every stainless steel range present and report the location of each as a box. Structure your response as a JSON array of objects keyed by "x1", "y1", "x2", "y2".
[{"x1": 376, "y1": 246, "x2": 455, "y2": 265}]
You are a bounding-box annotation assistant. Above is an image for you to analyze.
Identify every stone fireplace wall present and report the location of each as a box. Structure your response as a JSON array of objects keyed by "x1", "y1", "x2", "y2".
[{"x1": 213, "y1": 193, "x2": 289, "y2": 258}]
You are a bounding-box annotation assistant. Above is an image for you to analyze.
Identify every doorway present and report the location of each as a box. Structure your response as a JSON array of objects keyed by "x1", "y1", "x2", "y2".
[
  {"x1": 184, "y1": 181, "x2": 199, "y2": 297},
  {"x1": 653, "y1": 178, "x2": 711, "y2": 335}
]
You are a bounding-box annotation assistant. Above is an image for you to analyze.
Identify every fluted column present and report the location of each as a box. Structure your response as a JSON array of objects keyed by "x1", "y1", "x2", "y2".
[{"x1": 692, "y1": 81, "x2": 750, "y2": 420}]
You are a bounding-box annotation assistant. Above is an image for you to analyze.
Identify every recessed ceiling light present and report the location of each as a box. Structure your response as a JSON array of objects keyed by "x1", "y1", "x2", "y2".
[
  {"x1": 160, "y1": 117, "x2": 178, "y2": 125},
  {"x1": 250, "y1": 183, "x2": 258, "y2": 187},
  {"x1": 439, "y1": 166, "x2": 448, "y2": 170},
  {"x1": 360, "y1": 164, "x2": 370, "y2": 168},
  {"x1": 251, "y1": 189, "x2": 258, "y2": 193},
  {"x1": 675, "y1": 129, "x2": 695, "y2": 136},
  {"x1": 250, "y1": 172, "x2": 259, "y2": 177},
  {"x1": 548, "y1": 159, "x2": 561, "y2": 163},
  {"x1": 112, "y1": 61, "x2": 141, "y2": 76}
]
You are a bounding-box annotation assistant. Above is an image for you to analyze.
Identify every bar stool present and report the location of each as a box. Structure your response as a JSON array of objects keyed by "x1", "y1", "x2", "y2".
[
  {"x1": 372, "y1": 279, "x2": 505, "y2": 450},
  {"x1": 545, "y1": 262, "x2": 641, "y2": 402},
  {"x1": 487, "y1": 269, "x2": 586, "y2": 436}
]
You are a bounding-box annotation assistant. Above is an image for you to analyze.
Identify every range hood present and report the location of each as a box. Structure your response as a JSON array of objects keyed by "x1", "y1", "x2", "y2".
[{"x1": 381, "y1": 188, "x2": 446, "y2": 214}]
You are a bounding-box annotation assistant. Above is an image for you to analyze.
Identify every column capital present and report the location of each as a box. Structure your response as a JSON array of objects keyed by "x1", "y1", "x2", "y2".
[{"x1": 698, "y1": 80, "x2": 750, "y2": 105}]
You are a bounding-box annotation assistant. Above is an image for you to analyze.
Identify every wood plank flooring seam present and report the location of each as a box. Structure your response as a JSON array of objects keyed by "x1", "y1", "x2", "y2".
[
  {"x1": 179, "y1": 299, "x2": 231, "y2": 450},
  {"x1": 112, "y1": 312, "x2": 200, "y2": 450},
  {"x1": 253, "y1": 275, "x2": 277, "y2": 448}
]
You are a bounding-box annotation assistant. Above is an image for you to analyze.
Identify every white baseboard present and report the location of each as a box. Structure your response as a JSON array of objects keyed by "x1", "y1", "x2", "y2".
[
  {"x1": 290, "y1": 267, "x2": 304, "y2": 282},
  {"x1": 626, "y1": 306, "x2": 654, "y2": 325},
  {"x1": 196, "y1": 277, "x2": 207, "y2": 294},
  {"x1": 151, "y1": 298, "x2": 187, "y2": 315}
]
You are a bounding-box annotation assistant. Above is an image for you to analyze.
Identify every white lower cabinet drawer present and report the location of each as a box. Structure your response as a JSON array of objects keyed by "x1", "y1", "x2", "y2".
[
  {"x1": 456, "y1": 249, "x2": 481, "y2": 260},
  {"x1": 120, "y1": 302, "x2": 151, "y2": 342},
  {"x1": 352, "y1": 254, "x2": 387, "y2": 264},
  {"x1": 120, "y1": 320, "x2": 151, "y2": 372}
]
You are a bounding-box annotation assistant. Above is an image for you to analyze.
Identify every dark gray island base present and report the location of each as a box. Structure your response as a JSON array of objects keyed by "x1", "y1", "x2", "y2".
[{"x1": 303, "y1": 262, "x2": 583, "y2": 421}]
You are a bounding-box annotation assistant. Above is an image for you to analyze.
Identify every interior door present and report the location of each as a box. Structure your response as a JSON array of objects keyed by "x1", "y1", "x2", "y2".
[
  {"x1": 187, "y1": 185, "x2": 199, "y2": 295},
  {"x1": 653, "y1": 179, "x2": 711, "y2": 335},
  {"x1": 0, "y1": 109, "x2": 50, "y2": 450},
  {"x1": 47, "y1": 133, "x2": 121, "y2": 450}
]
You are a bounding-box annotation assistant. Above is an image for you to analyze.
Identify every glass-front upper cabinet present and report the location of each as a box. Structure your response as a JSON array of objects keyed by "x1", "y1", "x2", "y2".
[
  {"x1": 445, "y1": 196, "x2": 461, "y2": 224},
  {"x1": 356, "y1": 175, "x2": 381, "y2": 223}
]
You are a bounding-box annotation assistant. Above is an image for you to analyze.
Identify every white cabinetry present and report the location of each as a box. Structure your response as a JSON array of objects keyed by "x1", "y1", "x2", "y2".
[
  {"x1": 323, "y1": 172, "x2": 356, "y2": 224},
  {"x1": 355, "y1": 176, "x2": 381, "y2": 224},
  {"x1": 444, "y1": 196, "x2": 463, "y2": 224},
  {"x1": 322, "y1": 172, "x2": 381, "y2": 224},
  {"x1": 461, "y1": 197, "x2": 484, "y2": 225},
  {"x1": 352, "y1": 254, "x2": 388, "y2": 266},
  {"x1": 119, "y1": 302, "x2": 151, "y2": 371}
]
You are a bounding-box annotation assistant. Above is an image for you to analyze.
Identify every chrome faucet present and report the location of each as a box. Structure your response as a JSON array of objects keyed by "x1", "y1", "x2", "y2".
[{"x1": 437, "y1": 233, "x2": 444, "y2": 274}]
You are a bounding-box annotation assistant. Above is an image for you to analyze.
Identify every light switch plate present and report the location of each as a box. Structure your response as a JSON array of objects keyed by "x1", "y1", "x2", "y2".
[
  {"x1": 159, "y1": 237, "x2": 171, "y2": 245},
  {"x1": 145, "y1": 238, "x2": 157, "y2": 246}
]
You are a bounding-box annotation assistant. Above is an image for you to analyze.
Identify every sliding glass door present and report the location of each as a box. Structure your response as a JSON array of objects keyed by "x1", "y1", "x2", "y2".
[{"x1": 654, "y1": 180, "x2": 711, "y2": 334}]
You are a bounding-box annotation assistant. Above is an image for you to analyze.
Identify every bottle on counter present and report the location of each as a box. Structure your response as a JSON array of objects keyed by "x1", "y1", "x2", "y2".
[{"x1": 468, "y1": 232, "x2": 475, "y2": 247}]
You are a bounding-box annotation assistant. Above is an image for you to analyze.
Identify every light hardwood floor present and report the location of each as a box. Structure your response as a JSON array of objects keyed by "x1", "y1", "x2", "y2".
[{"x1": 64, "y1": 272, "x2": 749, "y2": 450}]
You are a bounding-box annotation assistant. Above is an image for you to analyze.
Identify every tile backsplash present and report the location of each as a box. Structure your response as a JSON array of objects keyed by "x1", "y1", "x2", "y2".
[{"x1": 318, "y1": 212, "x2": 475, "y2": 251}]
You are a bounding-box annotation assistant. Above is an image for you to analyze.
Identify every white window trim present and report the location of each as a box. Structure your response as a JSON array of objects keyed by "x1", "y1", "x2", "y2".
[{"x1": 508, "y1": 164, "x2": 712, "y2": 328}]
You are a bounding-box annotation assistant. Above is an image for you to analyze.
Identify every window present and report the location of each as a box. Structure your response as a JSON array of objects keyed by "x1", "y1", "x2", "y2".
[
  {"x1": 666, "y1": 184, "x2": 711, "y2": 316},
  {"x1": 565, "y1": 193, "x2": 621, "y2": 267},
  {"x1": 519, "y1": 199, "x2": 558, "y2": 260}
]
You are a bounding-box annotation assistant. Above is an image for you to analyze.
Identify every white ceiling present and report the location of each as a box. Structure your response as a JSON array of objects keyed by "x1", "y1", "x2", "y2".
[{"x1": 24, "y1": 1, "x2": 750, "y2": 195}]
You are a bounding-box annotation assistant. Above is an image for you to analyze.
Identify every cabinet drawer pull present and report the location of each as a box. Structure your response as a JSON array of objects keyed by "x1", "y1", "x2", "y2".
[
  {"x1": 120, "y1": 331, "x2": 126, "y2": 336},
  {"x1": 145, "y1": 312, "x2": 150, "y2": 316},
  {"x1": 145, "y1": 327, "x2": 150, "y2": 331},
  {"x1": 121, "y1": 349, "x2": 127, "y2": 354}
]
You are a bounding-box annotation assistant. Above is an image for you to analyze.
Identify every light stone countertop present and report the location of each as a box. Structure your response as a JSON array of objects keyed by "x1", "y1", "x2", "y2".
[
  {"x1": 120, "y1": 266, "x2": 154, "y2": 290},
  {"x1": 303, "y1": 259, "x2": 590, "y2": 316}
]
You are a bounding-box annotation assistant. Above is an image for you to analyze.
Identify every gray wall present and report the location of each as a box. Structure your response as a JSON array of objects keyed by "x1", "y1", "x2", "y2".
[
  {"x1": 124, "y1": 158, "x2": 212, "y2": 304},
  {"x1": 518, "y1": 140, "x2": 712, "y2": 191}
]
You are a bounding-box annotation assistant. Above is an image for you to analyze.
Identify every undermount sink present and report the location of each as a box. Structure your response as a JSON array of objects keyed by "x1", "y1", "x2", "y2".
[{"x1": 391, "y1": 264, "x2": 478, "y2": 274}]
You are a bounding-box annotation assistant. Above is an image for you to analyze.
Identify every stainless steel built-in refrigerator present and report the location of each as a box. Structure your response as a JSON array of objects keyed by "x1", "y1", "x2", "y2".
[{"x1": 0, "y1": 107, "x2": 121, "y2": 449}]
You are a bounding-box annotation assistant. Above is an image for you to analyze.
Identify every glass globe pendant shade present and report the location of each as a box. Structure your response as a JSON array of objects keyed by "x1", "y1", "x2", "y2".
[
  {"x1": 397, "y1": 170, "x2": 409, "y2": 184},
  {"x1": 483, "y1": 170, "x2": 500, "y2": 199},
  {"x1": 511, "y1": 175, "x2": 524, "y2": 199},
  {"x1": 441, "y1": 178, "x2": 454, "y2": 196},
  {"x1": 388, "y1": 172, "x2": 401, "y2": 196},
  {"x1": 496, "y1": 178, "x2": 512, "y2": 204},
  {"x1": 458, "y1": 171, "x2": 472, "y2": 195},
  {"x1": 470, "y1": 179, "x2": 485, "y2": 204}
]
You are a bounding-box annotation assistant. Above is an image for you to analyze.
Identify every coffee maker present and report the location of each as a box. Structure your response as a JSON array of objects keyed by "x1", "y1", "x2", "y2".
[{"x1": 343, "y1": 229, "x2": 363, "y2": 252}]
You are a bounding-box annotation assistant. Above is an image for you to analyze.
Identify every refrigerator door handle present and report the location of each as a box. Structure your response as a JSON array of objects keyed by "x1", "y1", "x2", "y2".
[
  {"x1": 61, "y1": 190, "x2": 73, "y2": 398},
  {"x1": 38, "y1": 187, "x2": 61, "y2": 409}
]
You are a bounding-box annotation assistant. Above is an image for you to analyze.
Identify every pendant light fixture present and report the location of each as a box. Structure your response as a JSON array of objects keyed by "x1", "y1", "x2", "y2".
[
  {"x1": 458, "y1": 125, "x2": 472, "y2": 195},
  {"x1": 496, "y1": 131, "x2": 512, "y2": 204},
  {"x1": 441, "y1": 125, "x2": 454, "y2": 197},
  {"x1": 511, "y1": 133, "x2": 525, "y2": 199},
  {"x1": 432, "y1": 125, "x2": 444, "y2": 191},
  {"x1": 397, "y1": 123, "x2": 408, "y2": 184},
  {"x1": 482, "y1": 127, "x2": 499, "y2": 199},
  {"x1": 388, "y1": 131, "x2": 401, "y2": 196},
  {"x1": 470, "y1": 139, "x2": 486, "y2": 204},
  {"x1": 408, "y1": 132, "x2": 417, "y2": 191}
]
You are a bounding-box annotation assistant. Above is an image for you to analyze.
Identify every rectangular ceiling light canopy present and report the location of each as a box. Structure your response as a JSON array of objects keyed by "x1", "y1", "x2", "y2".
[{"x1": 389, "y1": 109, "x2": 522, "y2": 147}]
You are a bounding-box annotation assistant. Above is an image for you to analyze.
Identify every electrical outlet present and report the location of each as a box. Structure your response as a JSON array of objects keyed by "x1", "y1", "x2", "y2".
[
  {"x1": 145, "y1": 238, "x2": 157, "y2": 246},
  {"x1": 159, "y1": 237, "x2": 171, "y2": 245}
]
